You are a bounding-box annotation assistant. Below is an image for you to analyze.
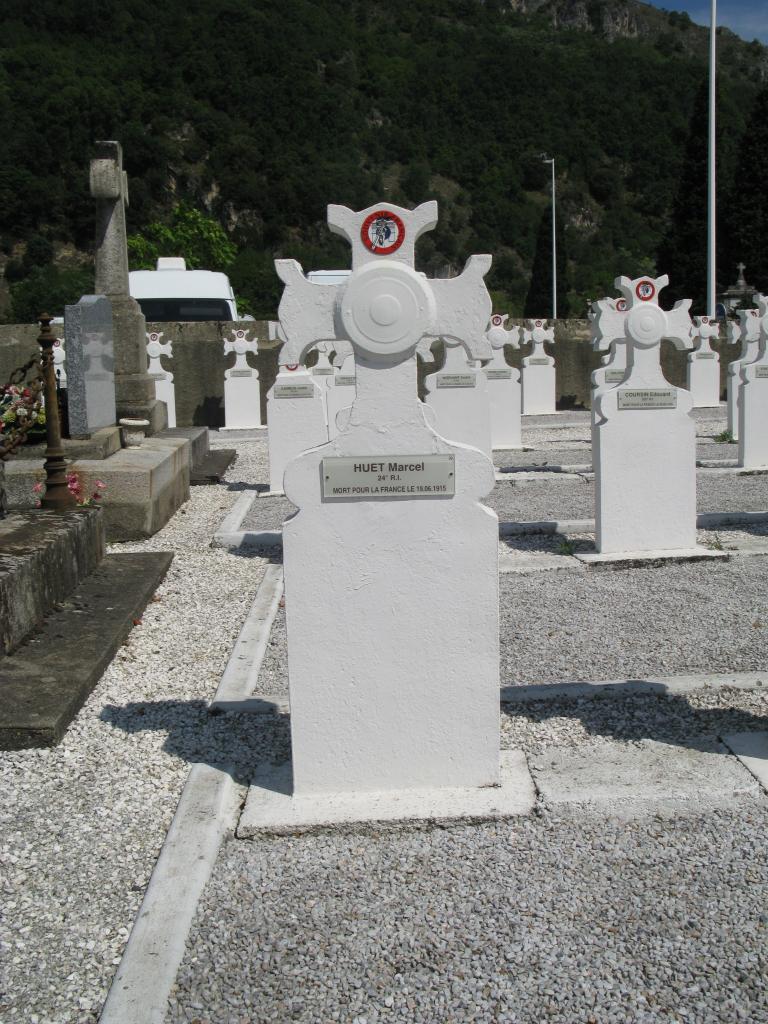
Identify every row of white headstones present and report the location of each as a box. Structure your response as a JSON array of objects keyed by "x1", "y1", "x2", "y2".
[{"x1": 242, "y1": 200, "x2": 766, "y2": 823}]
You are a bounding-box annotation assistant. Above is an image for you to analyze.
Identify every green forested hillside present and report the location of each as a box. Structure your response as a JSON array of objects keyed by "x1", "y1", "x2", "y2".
[{"x1": 1, "y1": 0, "x2": 766, "y2": 321}]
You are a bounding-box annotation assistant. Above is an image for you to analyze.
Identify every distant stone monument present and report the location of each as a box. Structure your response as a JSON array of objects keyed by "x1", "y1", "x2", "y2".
[
  {"x1": 255, "y1": 201, "x2": 509, "y2": 823},
  {"x1": 726, "y1": 309, "x2": 761, "y2": 440},
  {"x1": 485, "y1": 314, "x2": 522, "y2": 449},
  {"x1": 89, "y1": 140, "x2": 166, "y2": 433},
  {"x1": 521, "y1": 319, "x2": 556, "y2": 415},
  {"x1": 63, "y1": 295, "x2": 116, "y2": 438},
  {"x1": 590, "y1": 275, "x2": 696, "y2": 555},
  {"x1": 687, "y1": 316, "x2": 721, "y2": 408},
  {"x1": 738, "y1": 294, "x2": 768, "y2": 469}
]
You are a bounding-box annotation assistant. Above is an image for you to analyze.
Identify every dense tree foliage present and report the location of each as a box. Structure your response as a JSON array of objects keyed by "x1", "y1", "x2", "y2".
[{"x1": 0, "y1": 0, "x2": 765, "y2": 321}]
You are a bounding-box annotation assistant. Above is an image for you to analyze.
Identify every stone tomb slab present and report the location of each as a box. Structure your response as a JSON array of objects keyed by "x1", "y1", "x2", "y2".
[
  {"x1": 238, "y1": 749, "x2": 535, "y2": 836},
  {"x1": 530, "y1": 738, "x2": 761, "y2": 814}
]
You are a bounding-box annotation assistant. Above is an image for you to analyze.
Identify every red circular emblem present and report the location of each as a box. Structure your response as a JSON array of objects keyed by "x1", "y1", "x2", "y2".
[
  {"x1": 285, "y1": 364, "x2": 299, "y2": 371},
  {"x1": 701, "y1": 316, "x2": 709, "y2": 325},
  {"x1": 616, "y1": 299, "x2": 628, "y2": 312},
  {"x1": 535, "y1": 320, "x2": 542, "y2": 327},
  {"x1": 361, "y1": 210, "x2": 405, "y2": 255},
  {"x1": 491, "y1": 315, "x2": 503, "y2": 326},
  {"x1": 635, "y1": 280, "x2": 656, "y2": 302}
]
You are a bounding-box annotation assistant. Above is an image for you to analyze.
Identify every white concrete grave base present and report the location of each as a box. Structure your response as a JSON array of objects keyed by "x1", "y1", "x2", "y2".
[
  {"x1": 521, "y1": 320, "x2": 556, "y2": 415},
  {"x1": 424, "y1": 343, "x2": 492, "y2": 458},
  {"x1": 238, "y1": 750, "x2": 534, "y2": 835},
  {"x1": 485, "y1": 348, "x2": 522, "y2": 449},
  {"x1": 575, "y1": 546, "x2": 729, "y2": 567},
  {"x1": 738, "y1": 299, "x2": 768, "y2": 469},
  {"x1": 266, "y1": 368, "x2": 327, "y2": 494}
]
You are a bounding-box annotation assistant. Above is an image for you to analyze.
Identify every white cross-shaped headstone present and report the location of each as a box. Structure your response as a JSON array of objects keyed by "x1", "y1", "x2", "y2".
[
  {"x1": 521, "y1": 318, "x2": 556, "y2": 415},
  {"x1": 270, "y1": 200, "x2": 500, "y2": 808},
  {"x1": 146, "y1": 330, "x2": 176, "y2": 428},
  {"x1": 483, "y1": 314, "x2": 522, "y2": 449},
  {"x1": 687, "y1": 316, "x2": 721, "y2": 409},
  {"x1": 726, "y1": 308, "x2": 761, "y2": 439},
  {"x1": 590, "y1": 274, "x2": 696, "y2": 554},
  {"x1": 223, "y1": 327, "x2": 261, "y2": 429},
  {"x1": 738, "y1": 294, "x2": 768, "y2": 469}
]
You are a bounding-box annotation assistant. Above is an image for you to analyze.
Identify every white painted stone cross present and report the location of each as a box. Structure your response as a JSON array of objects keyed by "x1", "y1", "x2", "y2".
[
  {"x1": 726, "y1": 309, "x2": 761, "y2": 440},
  {"x1": 590, "y1": 298, "x2": 628, "y2": 420},
  {"x1": 687, "y1": 316, "x2": 721, "y2": 409},
  {"x1": 485, "y1": 313, "x2": 522, "y2": 449},
  {"x1": 146, "y1": 330, "x2": 176, "y2": 428},
  {"x1": 266, "y1": 345, "x2": 328, "y2": 494},
  {"x1": 521, "y1": 319, "x2": 556, "y2": 415},
  {"x1": 223, "y1": 327, "x2": 261, "y2": 430},
  {"x1": 273, "y1": 201, "x2": 500, "y2": 806},
  {"x1": 738, "y1": 294, "x2": 768, "y2": 469},
  {"x1": 590, "y1": 274, "x2": 696, "y2": 555}
]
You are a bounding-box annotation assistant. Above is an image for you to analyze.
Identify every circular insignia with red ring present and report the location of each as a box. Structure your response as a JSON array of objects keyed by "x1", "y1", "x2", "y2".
[
  {"x1": 535, "y1": 320, "x2": 542, "y2": 327},
  {"x1": 636, "y1": 280, "x2": 656, "y2": 302},
  {"x1": 491, "y1": 314, "x2": 503, "y2": 327},
  {"x1": 701, "y1": 316, "x2": 709, "y2": 325},
  {"x1": 361, "y1": 210, "x2": 406, "y2": 255},
  {"x1": 285, "y1": 364, "x2": 299, "y2": 371},
  {"x1": 616, "y1": 299, "x2": 628, "y2": 312}
]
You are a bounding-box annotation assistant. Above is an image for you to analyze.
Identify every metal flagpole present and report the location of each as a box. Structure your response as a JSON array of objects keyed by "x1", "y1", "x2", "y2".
[
  {"x1": 707, "y1": 0, "x2": 717, "y2": 318},
  {"x1": 542, "y1": 156, "x2": 557, "y2": 320}
]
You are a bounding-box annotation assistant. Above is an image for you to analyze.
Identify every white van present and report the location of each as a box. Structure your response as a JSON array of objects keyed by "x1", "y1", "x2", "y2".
[{"x1": 129, "y1": 257, "x2": 239, "y2": 321}]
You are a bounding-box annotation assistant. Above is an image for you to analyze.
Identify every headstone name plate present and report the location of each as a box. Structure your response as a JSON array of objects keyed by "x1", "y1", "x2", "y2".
[
  {"x1": 436, "y1": 373, "x2": 476, "y2": 388},
  {"x1": 485, "y1": 368, "x2": 512, "y2": 380},
  {"x1": 617, "y1": 388, "x2": 677, "y2": 410},
  {"x1": 528, "y1": 357, "x2": 551, "y2": 365},
  {"x1": 336, "y1": 375, "x2": 356, "y2": 386},
  {"x1": 697, "y1": 352, "x2": 716, "y2": 359},
  {"x1": 64, "y1": 295, "x2": 117, "y2": 438},
  {"x1": 756, "y1": 366, "x2": 768, "y2": 379},
  {"x1": 313, "y1": 367, "x2": 334, "y2": 375},
  {"x1": 322, "y1": 454, "x2": 455, "y2": 498},
  {"x1": 275, "y1": 381, "x2": 316, "y2": 398},
  {"x1": 605, "y1": 369, "x2": 626, "y2": 383},
  {"x1": 230, "y1": 369, "x2": 253, "y2": 378},
  {"x1": 149, "y1": 372, "x2": 166, "y2": 381}
]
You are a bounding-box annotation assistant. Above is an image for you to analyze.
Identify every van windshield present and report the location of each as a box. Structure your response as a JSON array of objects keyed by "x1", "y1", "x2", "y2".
[{"x1": 136, "y1": 298, "x2": 233, "y2": 322}]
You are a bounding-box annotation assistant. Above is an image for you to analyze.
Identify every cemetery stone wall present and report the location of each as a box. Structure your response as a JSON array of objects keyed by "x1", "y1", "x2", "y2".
[{"x1": 0, "y1": 318, "x2": 735, "y2": 428}]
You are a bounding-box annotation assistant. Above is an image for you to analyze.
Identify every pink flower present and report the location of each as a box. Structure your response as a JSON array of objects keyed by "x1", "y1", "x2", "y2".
[
  {"x1": 94, "y1": 480, "x2": 107, "y2": 490},
  {"x1": 32, "y1": 482, "x2": 43, "y2": 493}
]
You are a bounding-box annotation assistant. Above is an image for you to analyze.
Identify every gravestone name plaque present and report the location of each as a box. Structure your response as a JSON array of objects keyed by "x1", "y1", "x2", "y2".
[
  {"x1": 275, "y1": 381, "x2": 316, "y2": 398},
  {"x1": 336, "y1": 375, "x2": 356, "y2": 386},
  {"x1": 436, "y1": 373, "x2": 476, "y2": 388},
  {"x1": 486, "y1": 368, "x2": 512, "y2": 380},
  {"x1": 756, "y1": 366, "x2": 768, "y2": 379},
  {"x1": 617, "y1": 388, "x2": 677, "y2": 410},
  {"x1": 605, "y1": 369, "x2": 626, "y2": 383},
  {"x1": 322, "y1": 454, "x2": 455, "y2": 498}
]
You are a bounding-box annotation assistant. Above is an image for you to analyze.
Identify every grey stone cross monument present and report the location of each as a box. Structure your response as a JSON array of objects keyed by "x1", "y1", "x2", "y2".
[{"x1": 89, "y1": 141, "x2": 166, "y2": 433}]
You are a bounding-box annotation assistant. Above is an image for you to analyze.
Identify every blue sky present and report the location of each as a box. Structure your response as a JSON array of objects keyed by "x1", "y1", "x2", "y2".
[{"x1": 647, "y1": 1, "x2": 768, "y2": 43}]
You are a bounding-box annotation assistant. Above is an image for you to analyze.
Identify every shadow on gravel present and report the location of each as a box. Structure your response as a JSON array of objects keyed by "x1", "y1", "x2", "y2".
[
  {"x1": 502, "y1": 683, "x2": 768, "y2": 755},
  {"x1": 100, "y1": 699, "x2": 292, "y2": 784}
]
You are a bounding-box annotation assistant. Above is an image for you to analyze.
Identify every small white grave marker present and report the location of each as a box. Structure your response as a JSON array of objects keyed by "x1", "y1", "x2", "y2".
[
  {"x1": 266, "y1": 350, "x2": 328, "y2": 494},
  {"x1": 271, "y1": 200, "x2": 501, "y2": 811},
  {"x1": 485, "y1": 313, "x2": 522, "y2": 449},
  {"x1": 726, "y1": 309, "x2": 761, "y2": 440},
  {"x1": 146, "y1": 330, "x2": 176, "y2": 428},
  {"x1": 53, "y1": 336, "x2": 67, "y2": 387},
  {"x1": 223, "y1": 327, "x2": 261, "y2": 429},
  {"x1": 738, "y1": 294, "x2": 768, "y2": 469},
  {"x1": 521, "y1": 319, "x2": 556, "y2": 415},
  {"x1": 424, "y1": 342, "x2": 493, "y2": 458},
  {"x1": 591, "y1": 274, "x2": 696, "y2": 554},
  {"x1": 687, "y1": 316, "x2": 721, "y2": 408}
]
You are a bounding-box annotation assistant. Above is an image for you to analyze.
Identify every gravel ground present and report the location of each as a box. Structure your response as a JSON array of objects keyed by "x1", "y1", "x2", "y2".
[
  {"x1": 168, "y1": 799, "x2": 768, "y2": 1024},
  {"x1": 0, "y1": 446, "x2": 279, "y2": 1024}
]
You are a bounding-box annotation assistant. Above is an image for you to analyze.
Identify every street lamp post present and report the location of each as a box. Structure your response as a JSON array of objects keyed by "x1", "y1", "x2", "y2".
[
  {"x1": 542, "y1": 156, "x2": 557, "y2": 320},
  {"x1": 707, "y1": 0, "x2": 717, "y2": 318}
]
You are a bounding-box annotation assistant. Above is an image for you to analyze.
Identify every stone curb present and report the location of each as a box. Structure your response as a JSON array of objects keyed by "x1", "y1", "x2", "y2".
[
  {"x1": 98, "y1": 764, "x2": 241, "y2": 1024},
  {"x1": 500, "y1": 671, "x2": 768, "y2": 704}
]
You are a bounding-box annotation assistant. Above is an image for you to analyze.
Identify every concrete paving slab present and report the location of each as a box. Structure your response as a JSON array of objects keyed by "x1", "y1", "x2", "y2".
[
  {"x1": 498, "y1": 548, "x2": 581, "y2": 574},
  {"x1": 721, "y1": 731, "x2": 768, "y2": 791},
  {"x1": 530, "y1": 738, "x2": 761, "y2": 814},
  {"x1": 501, "y1": 671, "x2": 768, "y2": 703},
  {"x1": 575, "y1": 546, "x2": 730, "y2": 568},
  {"x1": 238, "y1": 750, "x2": 535, "y2": 836}
]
